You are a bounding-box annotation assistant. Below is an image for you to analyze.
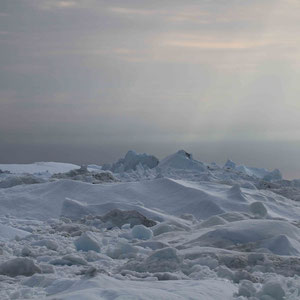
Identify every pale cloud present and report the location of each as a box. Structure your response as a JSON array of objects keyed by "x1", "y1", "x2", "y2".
[
  {"x1": 163, "y1": 39, "x2": 272, "y2": 50},
  {"x1": 1, "y1": 0, "x2": 300, "y2": 177},
  {"x1": 31, "y1": 0, "x2": 82, "y2": 10},
  {"x1": 108, "y1": 7, "x2": 158, "y2": 16}
]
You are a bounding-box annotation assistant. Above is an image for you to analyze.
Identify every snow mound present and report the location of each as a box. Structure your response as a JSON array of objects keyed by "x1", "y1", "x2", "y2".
[
  {"x1": 249, "y1": 201, "x2": 268, "y2": 218},
  {"x1": 227, "y1": 184, "x2": 247, "y2": 202},
  {"x1": 46, "y1": 275, "x2": 237, "y2": 300},
  {"x1": 198, "y1": 215, "x2": 227, "y2": 228},
  {"x1": 104, "y1": 150, "x2": 159, "y2": 172},
  {"x1": 158, "y1": 150, "x2": 206, "y2": 171},
  {"x1": 191, "y1": 219, "x2": 300, "y2": 254}
]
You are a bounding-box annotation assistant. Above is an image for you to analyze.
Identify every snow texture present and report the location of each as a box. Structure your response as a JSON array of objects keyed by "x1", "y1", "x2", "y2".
[{"x1": 0, "y1": 150, "x2": 300, "y2": 299}]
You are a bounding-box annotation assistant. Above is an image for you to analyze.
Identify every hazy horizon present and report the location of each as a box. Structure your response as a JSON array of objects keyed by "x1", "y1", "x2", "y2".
[{"x1": 1, "y1": 0, "x2": 300, "y2": 179}]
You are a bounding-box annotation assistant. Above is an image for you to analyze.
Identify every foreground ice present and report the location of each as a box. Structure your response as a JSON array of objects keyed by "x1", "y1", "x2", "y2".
[{"x1": 0, "y1": 150, "x2": 300, "y2": 299}]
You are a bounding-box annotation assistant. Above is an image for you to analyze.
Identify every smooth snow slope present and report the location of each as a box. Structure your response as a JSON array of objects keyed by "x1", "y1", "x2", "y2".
[
  {"x1": 1, "y1": 178, "x2": 299, "y2": 221},
  {"x1": 47, "y1": 275, "x2": 236, "y2": 300}
]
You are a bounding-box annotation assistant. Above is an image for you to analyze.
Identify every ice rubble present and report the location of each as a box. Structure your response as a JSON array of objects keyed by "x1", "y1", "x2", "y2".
[
  {"x1": 0, "y1": 258, "x2": 41, "y2": 277},
  {"x1": 0, "y1": 224, "x2": 30, "y2": 241},
  {"x1": 51, "y1": 165, "x2": 117, "y2": 183},
  {"x1": 102, "y1": 150, "x2": 159, "y2": 172},
  {"x1": 0, "y1": 151, "x2": 300, "y2": 299},
  {"x1": 224, "y1": 159, "x2": 282, "y2": 181},
  {"x1": 0, "y1": 174, "x2": 45, "y2": 188},
  {"x1": 100, "y1": 209, "x2": 157, "y2": 229},
  {"x1": 0, "y1": 162, "x2": 79, "y2": 176}
]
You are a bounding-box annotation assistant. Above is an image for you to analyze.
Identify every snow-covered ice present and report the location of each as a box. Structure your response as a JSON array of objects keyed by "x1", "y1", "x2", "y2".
[{"x1": 0, "y1": 150, "x2": 300, "y2": 299}]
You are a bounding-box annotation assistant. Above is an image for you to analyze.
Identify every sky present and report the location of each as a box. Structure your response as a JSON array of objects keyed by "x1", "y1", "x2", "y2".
[{"x1": 0, "y1": 0, "x2": 300, "y2": 178}]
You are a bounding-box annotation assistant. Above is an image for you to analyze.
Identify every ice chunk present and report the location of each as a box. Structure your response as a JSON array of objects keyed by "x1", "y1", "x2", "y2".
[
  {"x1": 153, "y1": 223, "x2": 175, "y2": 236},
  {"x1": 260, "y1": 280, "x2": 286, "y2": 300},
  {"x1": 101, "y1": 209, "x2": 156, "y2": 229},
  {"x1": 0, "y1": 223, "x2": 30, "y2": 241},
  {"x1": 237, "y1": 280, "x2": 257, "y2": 297},
  {"x1": 249, "y1": 201, "x2": 268, "y2": 218},
  {"x1": 105, "y1": 150, "x2": 159, "y2": 172},
  {"x1": 260, "y1": 234, "x2": 300, "y2": 256},
  {"x1": 32, "y1": 239, "x2": 58, "y2": 251},
  {"x1": 216, "y1": 266, "x2": 235, "y2": 280},
  {"x1": 263, "y1": 169, "x2": 282, "y2": 182},
  {"x1": 61, "y1": 198, "x2": 91, "y2": 220},
  {"x1": 140, "y1": 247, "x2": 182, "y2": 273},
  {"x1": 135, "y1": 241, "x2": 169, "y2": 250},
  {"x1": 131, "y1": 225, "x2": 153, "y2": 240},
  {"x1": 153, "y1": 272, "x2": 181, "y2": 280},
  {"x1": 147, "y1": 247, "x2": 180, "y2": 263},
  {"x1": 0, "y1": 258, "x2": 41, "y2": 277},
  {"x1": 23, "y1": 274, "x2": 55, "y2": 287},
  {"x1": 50, "y1": 254, "x2": 87, "y2": 266},
  {"x1": 52, "y1": 166, "x2": 117, "y2": 183},
  {"x1": 107, "y1": 242, "x2": 139, "y2": 259},
  {"x1": 189, "y1": 265, "x2": 216, "y2": 280},
  {"x1": 224, "y1": 159, "x2": 236, "y2": 170},
  {"x1": 158, "y1": 150, "x2": 206, "y2": 171},
  {"x1": 74, "y1": 232, "x2": 101, "y2": 252}
]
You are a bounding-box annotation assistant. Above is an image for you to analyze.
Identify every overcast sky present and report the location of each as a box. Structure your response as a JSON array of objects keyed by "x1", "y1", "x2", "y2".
[{"x1": 1, "y1": 0, "x2": 300, "y2": 178}]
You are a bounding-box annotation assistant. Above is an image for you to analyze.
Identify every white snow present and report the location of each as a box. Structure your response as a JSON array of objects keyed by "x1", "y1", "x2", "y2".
[
  {"x1": 1, "y1": 150, "x2": 300, "y2": 299},
  {"x1": 0, "y1": 162, "x2": 79, "y2": 176}
]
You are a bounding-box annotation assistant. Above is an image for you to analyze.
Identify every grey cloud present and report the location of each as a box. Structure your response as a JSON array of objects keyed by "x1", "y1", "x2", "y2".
[{"x1": 1, "y1": 0, "x2": 300, "y2": 178}]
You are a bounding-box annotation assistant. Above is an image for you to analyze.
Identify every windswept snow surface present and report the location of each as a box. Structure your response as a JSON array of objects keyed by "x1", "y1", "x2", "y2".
[{"x1": 1, "y1": 151, "x2": 300, "y2": 299}]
